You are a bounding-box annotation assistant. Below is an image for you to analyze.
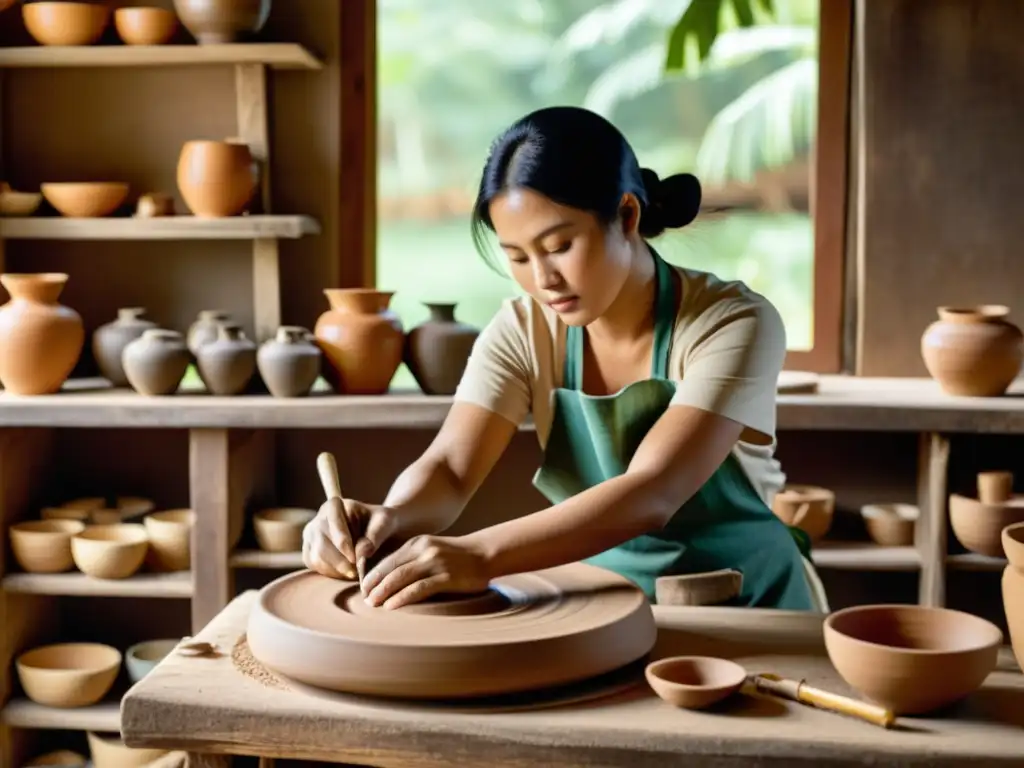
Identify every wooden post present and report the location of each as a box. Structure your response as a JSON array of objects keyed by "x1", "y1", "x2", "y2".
[{"x1": 916, "y1": 431, "x2": 950, "y2": 607}]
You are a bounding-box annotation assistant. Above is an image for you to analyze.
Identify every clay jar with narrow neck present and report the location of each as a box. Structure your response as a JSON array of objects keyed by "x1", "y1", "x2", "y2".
[
  {"x1": 187, "y1": 309, "x2": 232, "y2": 356},
  {"x1": 0, "y1": 273, "x2": 84, "y2": 395},
  {"x1": 177, "y1": 140, "x2": 258, "y2": 218},
  {"x1": 92, "y1": 307, "x2": 157, "y2": 387},
  {"x1": 122, "y1": 329, "x2": 190, "y2": 396},
  {"x1": 405, "y1": 302, "x2": 480, "y2": 395},
  {"x1": 314, "y1": 290, "x2": 404, "y2": 394},
  {"x1": 197, "y1": 323, "x2": 256, "y2": 396},
  {"x1": 173, "y1": 0, "x2": 271, "y2": 44},
  {"x1": 921, "y1": 305, "x2": 1024, "y2": 396},
  {"x1": 257, "y1": 325, "x2": 321, "y2": 398}
]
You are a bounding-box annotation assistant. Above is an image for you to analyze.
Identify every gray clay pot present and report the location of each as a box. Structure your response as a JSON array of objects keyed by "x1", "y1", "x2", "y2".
[
  {"x1": 196, "y1": 322, "x2": 256, "y2": 395},
  {"x1": 92, "y1": 307, "x2": 158, "y2": 387},
  {"x1": 256, "y1": 325, "x2": 321, "y2": 398},
  {"x1": 122, "y1": 329, "x2": 190, "y2": 396}
]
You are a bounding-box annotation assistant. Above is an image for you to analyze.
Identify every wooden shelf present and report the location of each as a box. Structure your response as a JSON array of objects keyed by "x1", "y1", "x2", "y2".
[
  {"x1": 0, "y1": 43, "x2": 321, "y2": 70},
  {"x1": 2, "y1": 698, "x2": 120, "y2": 731},
  {"x1": 946, "y1": 553, "x2": 1007, "y2": 571},
  {"x1": 230, "y1": 549, "x2": 303, "y2": 569},
  {"x1": 0, "y1": 215, "x2": 320, "y2": 241},
  {"x1": 811, "y1": 541, "x2": 921, "y2": 571},
  {"x1": 1, "y1": 571, "x2": 192, "y2": 598}
]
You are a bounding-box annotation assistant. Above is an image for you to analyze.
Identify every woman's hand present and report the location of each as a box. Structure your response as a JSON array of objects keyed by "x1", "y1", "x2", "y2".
[
  {"x1": 360, "y1": 534, "x2": 491, "y2": 610},
  {"x1": 302, "y1": 498, "x2": 399, "y2": 581}
]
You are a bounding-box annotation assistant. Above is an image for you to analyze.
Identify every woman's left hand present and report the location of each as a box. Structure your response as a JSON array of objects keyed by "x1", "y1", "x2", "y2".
[{"x1": 360, "y1": 534, "x2": 491, "y2": 609}]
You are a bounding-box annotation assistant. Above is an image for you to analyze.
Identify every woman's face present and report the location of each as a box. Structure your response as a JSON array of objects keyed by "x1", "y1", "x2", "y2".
[{"x1": 488, "y1": 187, "x2": 639, "y2": 326}]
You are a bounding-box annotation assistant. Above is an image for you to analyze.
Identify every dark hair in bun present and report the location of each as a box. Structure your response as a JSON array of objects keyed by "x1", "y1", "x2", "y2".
[{"x1": 471, "y1": 105, "x2": 702, "y2": 265}]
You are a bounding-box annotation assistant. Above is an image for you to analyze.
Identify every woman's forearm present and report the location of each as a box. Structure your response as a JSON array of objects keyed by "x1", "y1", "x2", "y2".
[{"x1": 383, "y1": 454, "x2": 469, "y2": 537}]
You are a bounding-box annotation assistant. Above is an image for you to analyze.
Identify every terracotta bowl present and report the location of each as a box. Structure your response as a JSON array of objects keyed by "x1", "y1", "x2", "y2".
[
  {"x1": 253, "y1": 507, "x2": 316, "y2": 552},
  {"x1": 15, "y1": 642, "x2": 121, "y2": 708},
  {"x1": 645, "y1": 656, "x2": 747, "y2": 709},
  {"x1": 861, "y1": 503, "x2": 918, "y2": 547},
  {"x1": 22, "y1": 749, "x2": 88, "y2": 767},
  {"x1": 0, "y1": 188, "x2": 42, "y2": 216},
  {"x1": 143, "y1": 508, "x2": 194, "y2": 572},
  {"x1": 114, "y1": 6, "x2": 177, "y2": 45},
  {"x1": 71, "y1": 523, "x2": 149, "y2": 579},
  {"x1": 23, "y1": 1, "x2": 110, "y2": 46},
  {"x1": 949, "y1": 493, "x2": 1024, "y2": 558},
  {"x1": 9, "y1": 519, "x2": 86, "y2": 573},
  {"x1": 41, "y1": 182, "x2": 129, "y2": 218},
  {"x1": 86, "y1": 731, "x2": 168, "y2": 768},
  {"x1": 823, "y1": 604, "x2": 1002, "y2": 714},
  {"x1": 125, "y1": 638, "x2": 180, "y2": 683},
  {"x1": 771, "y1": 484, "x2": 834, "y2": 542}
]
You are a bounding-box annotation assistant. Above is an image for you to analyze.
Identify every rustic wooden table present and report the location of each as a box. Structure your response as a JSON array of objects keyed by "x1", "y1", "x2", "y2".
[{"x1": 120, "y1": 590, "x2": 1024, "y2": 768}]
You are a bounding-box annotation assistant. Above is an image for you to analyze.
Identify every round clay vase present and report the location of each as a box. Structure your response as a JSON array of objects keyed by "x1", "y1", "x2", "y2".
[
  {"x1": 921, "y1": 306, "x2": 1024, "y2": 396},
  {"x1": 176, "y1": 140, "x2": 258, "y2": 218},
  {"x1": 196, "y1": 322, "x2": 256, "y2": 396},
  {"x1": 122, "y1": 329, "x2": 190, "y2": 396},
  {"x1": 0, "y1": 273, "x2": 84, "y2": 395},
  {"x1": 404, "y1": 303, "x2": 480, "y2": 395},
  {"x1": 187, "y1": 309, "x2": 232, "y2": 356},
  {"x1": 257, "y1": 325, "x2": 321, "y2": 398},
  {"x1": 1002, "y1": 523, "x2": 1024, "y2": 673},
  {"x1": 314, "y1": 289, "x2": 404, "y2": 394},
  {"x1": 173, "y1": 0, "x2": 271, "y2": 44},
  {"x1": 92, "y1": 307, "x2": 158, "y2": 387}
]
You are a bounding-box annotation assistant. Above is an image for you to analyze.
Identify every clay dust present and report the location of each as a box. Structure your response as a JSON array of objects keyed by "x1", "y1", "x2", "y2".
[{"x1": 231, "y1": 633, "x2": 290, "y2": 691}]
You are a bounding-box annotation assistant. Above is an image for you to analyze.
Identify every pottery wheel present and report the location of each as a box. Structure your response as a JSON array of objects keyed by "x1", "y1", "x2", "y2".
[{"x1": 246, "y1": 561, "x2": 656, "y2": 699}]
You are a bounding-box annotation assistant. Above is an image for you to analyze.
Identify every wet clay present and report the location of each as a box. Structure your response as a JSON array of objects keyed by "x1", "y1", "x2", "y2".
[{"x1": 246, "y1": 562, "x2": 656, "y2": 699}]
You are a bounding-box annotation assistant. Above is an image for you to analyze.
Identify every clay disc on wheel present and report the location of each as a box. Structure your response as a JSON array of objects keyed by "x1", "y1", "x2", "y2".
[{"x1": 246, "y1": 561, "x2": 656, "y2": 699}]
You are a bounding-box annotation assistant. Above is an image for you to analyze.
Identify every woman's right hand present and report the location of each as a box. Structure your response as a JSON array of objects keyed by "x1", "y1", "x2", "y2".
[{"x1": 302, "y1": 498, "x2": 399, "y2": 583}]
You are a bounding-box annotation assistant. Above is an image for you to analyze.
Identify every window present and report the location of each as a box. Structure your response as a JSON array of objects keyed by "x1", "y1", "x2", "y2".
[{"x1": 364, "y1": 0, "x2": 849, "y2": 386}]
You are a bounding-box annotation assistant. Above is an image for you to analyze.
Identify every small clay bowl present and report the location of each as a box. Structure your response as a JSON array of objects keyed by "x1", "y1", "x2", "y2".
[
  {"x1": 114, "y1": 6, "x2": 177, "y2": 45},
  {"x1": 9, "y1": 519, "x2": 86, "y2": 573},
  {"x1": 125, "y1": 638, "x2": 180, "y2": 683},
  {"x1": 16, "y1": 642, "x2": 121, "y2": 708},
  {"x1": 71, "y1": 523, "x2": 149, "y2": 579},
  {"x1": 253, "y1": 507, "x2": 316, "y2": 553},
  {"x1": 40, "y1": 506, "x2": 91, "y2": 523},
  {"x1": 861, "y1": 503, "x2": 918, "y2": 547},
  {"x1": 645, "y1": 656, "x2": 747, "y2": 709},
  {"x1": 949, "y1": 493, "x2": 1024, "y2": 558},
  {"x1": 22, "y1": 2, "x2": 110, "y2": 46},
  {"x1": 60, "y1": 496, "x2": 106, "y2": 512},
  {"x1": 823, "y1": 603, "x2": 1002, "y2": 714},
  {"x1": 22, "y1": 749, "x2": 88, "y2": 767},
  {"x1": 655, "y1": 569, "x2": 742, "y2": 606},
  {"x1": 90, "y1": 508, "x2": 125, "y2": 525},
  {"x1": 0, "y1": 188, "x2": 42, "y2": 217},
  {"x1": 143, "y1": 509, "x2": 194, "y2": 572},
  {"x1": 86, "y1": 732, "x2": 168, "y2": 768},
  {"x1": 41, "y1": 182, "x2": 129, "y2": 218},
  {"x1": 771, "y1": 485, "x2": 834, "y2": 542},
  {"x1": 1003, "y1": 522, "x2": 1024, "y2": 567},
  {"x1": 117, "y1": 495, "x2": 156, "y2": 518}
]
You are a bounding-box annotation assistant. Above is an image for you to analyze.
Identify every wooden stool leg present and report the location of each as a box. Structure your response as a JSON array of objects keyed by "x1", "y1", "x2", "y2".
[{"x1": 186, "y1": 753, "x2": 231, "y2": 768}]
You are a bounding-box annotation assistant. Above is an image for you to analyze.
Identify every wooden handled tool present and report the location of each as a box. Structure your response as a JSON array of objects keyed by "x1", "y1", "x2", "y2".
[
  {"x1": 750, "y1": 673, "x2": 896, "y2": 729},
  {"x1": 316, "y1": 451, "x2": 358, "y2": 581}
]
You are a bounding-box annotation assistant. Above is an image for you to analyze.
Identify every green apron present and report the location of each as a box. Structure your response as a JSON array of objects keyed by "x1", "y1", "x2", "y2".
[{"x1": 531, "y1": 249, "x2": 816, "y2": 609}]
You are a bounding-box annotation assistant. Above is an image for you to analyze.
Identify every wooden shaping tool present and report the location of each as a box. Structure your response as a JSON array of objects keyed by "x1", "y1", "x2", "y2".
[
  {"x1": 316, "y1": 451, "x2": 359, "y2": 581},
  {"x1": 750, "y1": 673, "x2": 896, "y2": 729}
]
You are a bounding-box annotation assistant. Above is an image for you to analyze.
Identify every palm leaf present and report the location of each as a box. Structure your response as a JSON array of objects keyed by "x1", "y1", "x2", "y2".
[{"x1": 665, "y1": 0, "x2": 776, "y2": 71}]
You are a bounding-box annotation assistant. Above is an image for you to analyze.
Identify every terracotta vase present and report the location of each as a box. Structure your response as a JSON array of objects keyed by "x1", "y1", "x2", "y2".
[
  {"x1": 176, "y1": 140, "x2": 258, "y2": 218},
  {"x1": 173, "y1": 0, "x2": 271, "y2": 43},
  {"x1": 1002, "y1": 523, "x2": 1024, "y2": 673},
  {"x1": 196, "y1": 323, "x2": 256, "y2": 395},
  {"x1": 0, "y1": 273, "x2": 83, "y2": 395},
  {"x1": 92, "y1": 307, "x2": 158, "y2": 387},
  {"x1": 187, "y1": 309, "x2": 232, "y2": 356},
  {"x1": 314, "y1": 289, "x2": 404, "y2": 394},
  {"x1": 921, "y1": 305, "x2": 1024, "y2": 396},
  {"x1": 122, "y1": 329, "x2": 190, "y2": 396},
  {"x1": 404, "y1": 303, "x2": 479, "y2": 395},
  {"x1": 257, "y1": 325, "x2": 321, "y2": 398}
]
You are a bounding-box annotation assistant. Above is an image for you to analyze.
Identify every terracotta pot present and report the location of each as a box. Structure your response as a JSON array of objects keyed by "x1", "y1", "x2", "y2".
[
  {"x1": 860, "y1": 503, "x2": 917, "y2": 547},
  {"x1": 41, "y1": 182, "x2": 129, "y2": 218},
  {"x1": 92, "y1": 307, "x2": 157, "y2": 387},
  {"x1": 257, "y1": 325, "x2": 321, "y2": 398},
  {"x1": 314, "y1": 289, "x2": 404, "y2": 394},
  {"x1": 921, "y1": 305, "x2": 1024, "y2": 396},
  {"x1": 114, "y1": 6, "x2": 178, "y2": 45},
  {"x1": 404, "y1": 302, "x2": 479, "y2": 395},
  {"x1": 0, "y1": 273, "x2": 84, "y2": 395},
  {"x1": 173, "y1": 0, "x2": 271, "y2": 44},
  {"x1": 770, "y1": 485, "x2": 834, "y2": 542},
  {"x1": 949, "y1": 484, "x2": 1024, "y2": 558},
  {"x1": 196, "y1": 322, "x2": 256, "y2": 395},
  {"x1": 22, "y1": 2, "x2": 110, "y2": 46},
  {"x1": 122, "y1": 329, "x2": 190, "y2": 396},
  {"x1": 176, "y1": 140, "x2": 258, "y2": 218},
  {"x1": 187, "y1": 309, "x2": 232, "y2": 356},
  {"x1": 1002, "y1": 523, "x2": 1024, "y2": 673}
]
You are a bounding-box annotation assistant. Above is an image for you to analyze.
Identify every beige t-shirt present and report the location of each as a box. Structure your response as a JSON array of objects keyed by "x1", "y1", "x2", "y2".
[{"x1": 452, "y1": 263, "x2": 787, "y2": 505}]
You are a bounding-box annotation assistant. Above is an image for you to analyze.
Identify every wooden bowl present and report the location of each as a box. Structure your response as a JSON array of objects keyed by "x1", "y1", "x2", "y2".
[
  {"x1": 71, "y1": 523, "x2": 149, "y2": 579},
  {"x1": 23, "y1": 2, "x2": 110, "y2": 46},
  {"x1": 253, "y1": 507, "x2": 316, "y2": 552},
  {"x1": 9, "y1": 519, "x2": 86, "y2": 573},
  {"x1": 15, "y1": 642, "x2": 120, "y2": 708},
  {"x1": 645, "y1": 656, "x2": 747, "y2": 709},
  {"x1": 125, "y1": 638, "x2": 180, "y2": 683},
  {"x1": 771, "y1": 485, "x2": 834, "y2": 542},
  {"x1": 823, "y1": 604, "x2": 1002, "y2": 714},
  {"x1": 861, "y1": 503, "x2": 918, "y2": 547},
  {"x1": 41, "y1": 182, "x2": 129, "y2": 218},
  {"x1": 22, "y1": 749, "x2": 88, "y2": 767},
  {"x1": 86, "y1": 731, "x2": 168, "y2": 768},
  {"x1": 949, "y1": 493, "x2": 1024, "y2": 557},
  {"x1": 143, "y1": 509, "x2": 194, "y2": 572},
  {"x1": 0, "y1": 188, "x2": 42, "y2": 216},
  {"x1": 114, "y1": 7, "x2": 177, "y2": 45}
]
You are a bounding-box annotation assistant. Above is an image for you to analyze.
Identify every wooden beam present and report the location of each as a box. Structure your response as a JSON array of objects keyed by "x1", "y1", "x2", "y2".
[{"x1": 916, "y1": 431, "x2": 950, "y2": 607}]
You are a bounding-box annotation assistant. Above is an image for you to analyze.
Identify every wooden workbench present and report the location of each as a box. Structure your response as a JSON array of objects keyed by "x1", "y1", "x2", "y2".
[{"x1": 120, "y1": 590, "x2": 1024, "y2": 767}]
